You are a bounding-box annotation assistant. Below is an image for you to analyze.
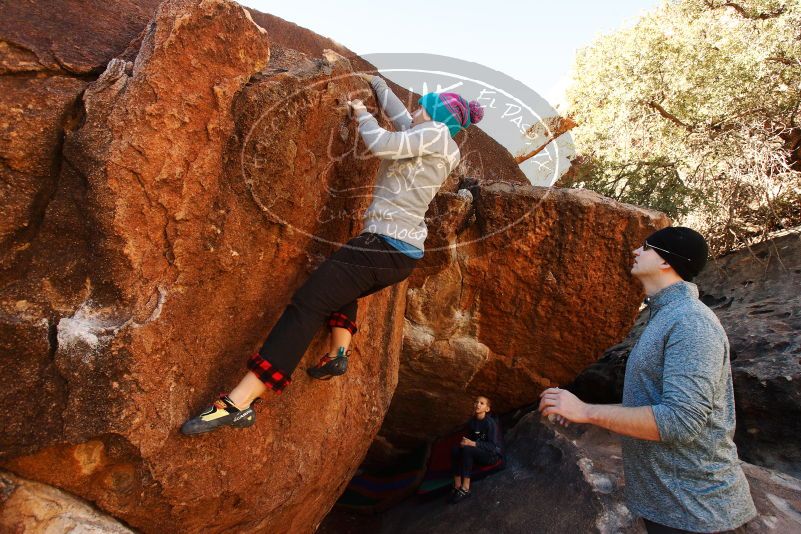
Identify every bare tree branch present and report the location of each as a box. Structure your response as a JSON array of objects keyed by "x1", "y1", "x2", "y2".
[
  {"x1": 515, "y1": 117, "x2": 577, "y2": 165},
  {"x1": 765, "y1": 56, "x2": 798, "y2": 66},
  {"x1": 647, "y1": 101, "x2": 695, "y2": 131},
  {"x1": 704, "y1": 0, "x2": 786, "y2": 20},
  {"x1": 709, "y1": 107, "x2": 769, "y2": 131}
]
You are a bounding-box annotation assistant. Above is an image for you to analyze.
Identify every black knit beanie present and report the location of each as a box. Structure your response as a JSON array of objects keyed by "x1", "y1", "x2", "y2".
[{"x1": 645, "y1": 227, "x2": 709, "y2": 281}]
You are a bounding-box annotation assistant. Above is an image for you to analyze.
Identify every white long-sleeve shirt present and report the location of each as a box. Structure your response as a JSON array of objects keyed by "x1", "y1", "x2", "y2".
[{"x1": 355, "y1": 77, "x2": 460, "y2": 251}]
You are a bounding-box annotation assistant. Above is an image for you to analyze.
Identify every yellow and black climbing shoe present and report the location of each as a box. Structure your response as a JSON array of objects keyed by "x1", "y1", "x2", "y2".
[{"x1": 180, "y1": 394, "x2": 255, "y2": 436}]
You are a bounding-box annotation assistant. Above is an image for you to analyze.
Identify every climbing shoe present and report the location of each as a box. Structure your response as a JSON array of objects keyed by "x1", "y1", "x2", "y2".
[
  {"x1": 448, "y1": 488, "x2": 472, "y2": 504},
  {"x1": 180, "y1": 394, "x2": 255, "y2": 436},
  {"x1": 307, "y1": 347, "x2": 350, "y2": 380}
]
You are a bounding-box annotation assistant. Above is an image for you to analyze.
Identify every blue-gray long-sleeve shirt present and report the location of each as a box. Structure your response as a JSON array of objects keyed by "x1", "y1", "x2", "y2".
[{"x1": 621, "y1": 281, "x2": 756, "y2": 532}]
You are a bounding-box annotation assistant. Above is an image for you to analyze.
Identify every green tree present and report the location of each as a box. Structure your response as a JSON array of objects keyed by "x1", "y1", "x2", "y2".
[{"x1": 561, "y1": 0, "x2": 801, "y2": 255}]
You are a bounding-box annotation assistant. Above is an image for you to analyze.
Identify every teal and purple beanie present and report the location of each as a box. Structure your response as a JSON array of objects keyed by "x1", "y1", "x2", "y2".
[{"x1": 418, "y1": 92, "x2": 485, "y2": 137}]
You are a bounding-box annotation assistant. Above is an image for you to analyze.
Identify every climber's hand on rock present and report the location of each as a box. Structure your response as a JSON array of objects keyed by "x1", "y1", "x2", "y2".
[
  {"x1": 460, "y1": 438, "x2": 476, "y2": 448},
  {"x1": 538, "y1": 387, "x2": 589, "y2": 424},
  {"x1": 356, "y1": 73, "x2": 375, "y2": 83},
  {"x1": 348, "y1": 99, "x2": 368, "y2": 119}
]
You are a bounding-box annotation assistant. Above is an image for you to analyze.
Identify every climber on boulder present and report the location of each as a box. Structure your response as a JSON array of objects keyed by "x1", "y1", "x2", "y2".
[{"x1": 181, "y1": 73, "x2": 485, "y2": 436}]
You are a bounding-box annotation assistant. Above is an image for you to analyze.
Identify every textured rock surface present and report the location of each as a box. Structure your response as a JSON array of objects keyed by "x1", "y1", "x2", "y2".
[
  {"x1": 0, "y1": 1, "x2": 404, "y2": 532},
  {"x1": 0, "y1": 0, "x2": 161, "y2": 75},
  {"x1": 570, "y1": 231, "x2": 801, "y2": 478},
  {"x1": 1, "y1": 0, "x2": 164, "y2": 456},
  {"x1": 0, "y1": 75, "x2": 86, "y2": 266},
  {"x1": 0, "y1": 0, "x2": 161, "y2": 270},
  {"x1": 324, "y1": 414, "x2": 801, "y2": 534},
  {"x1": 0, "y1": 471, "x2": 134, "y2": 533},
  {"x1": 376, "y1": 183, "x2": 668, "y2": 452}
]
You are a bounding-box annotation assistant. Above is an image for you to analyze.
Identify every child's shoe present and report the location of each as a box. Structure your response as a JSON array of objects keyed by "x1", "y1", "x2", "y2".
[{"x1": 448, "y1": 487, "x2": 472, "y2": 504}]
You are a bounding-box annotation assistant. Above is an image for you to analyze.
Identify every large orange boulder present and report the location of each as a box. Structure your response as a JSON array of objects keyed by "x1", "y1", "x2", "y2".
[
  {"x1": 0, "y1": 0, "x2": 160, "y2": 271},
  {"x1": 376, "y1": 183, "x2": 668, "y2": 451},
  {"x1": 1, "y1": 0, "x2": 162, "y2": 459},
  {"x1": 0, "y1": 0, "x2": 161, "y2": 76},
  {"x1": 0, "y1": 1, "x2": 406, "y2": 532}
]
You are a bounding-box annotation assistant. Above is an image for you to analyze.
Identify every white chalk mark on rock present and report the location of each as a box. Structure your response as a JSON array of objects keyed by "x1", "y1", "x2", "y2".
[{"x1": 57, "y1": 301, "x2": 123, "y2": 356}]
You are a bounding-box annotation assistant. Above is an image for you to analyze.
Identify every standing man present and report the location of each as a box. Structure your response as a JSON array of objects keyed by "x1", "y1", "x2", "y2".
[{"x1": 539, "y1": 227, "x2": 756, "y2": 533}]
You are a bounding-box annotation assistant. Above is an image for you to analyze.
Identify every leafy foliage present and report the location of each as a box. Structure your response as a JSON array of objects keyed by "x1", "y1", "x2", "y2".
[{"x1": 560, "y1": 0, "x2": 801, "y2": 255}]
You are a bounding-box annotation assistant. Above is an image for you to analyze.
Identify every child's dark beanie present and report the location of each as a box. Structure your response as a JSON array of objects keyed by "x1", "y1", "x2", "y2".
[{"x1": 646, "y1": 226, "x2": 709, "y2": 281}]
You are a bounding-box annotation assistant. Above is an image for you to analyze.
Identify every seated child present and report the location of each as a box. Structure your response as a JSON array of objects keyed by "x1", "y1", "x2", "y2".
[{"x1": 449, "y1": 395, "x2": 503, "y2": 503}]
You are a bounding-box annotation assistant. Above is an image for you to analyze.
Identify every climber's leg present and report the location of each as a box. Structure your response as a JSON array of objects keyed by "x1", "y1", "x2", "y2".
[
  {"x1": 307, "y1": 237, "x2": 417, "y2": 379},
  {"x1": 308, "y1": 302, "x2": 358, "y2": 380},
  {"x1": 228, "y1": 364, "x2": 275, "y2": 408},
  {"x1": 233, "y1": 233, "x2": 415, "y2": 398},
  {"x1": 254, "y1": 237, "x2": 378, "y2": 383},
  {"x1": 183, "y1": 244, "x2": 371, "y2": 435},
  {"x1": 329, "y1": 328, "x2": 353, "y2": 355},
  {"x1": 328, "y1": 302, "x2": 357, "y2": 355},
  {"x1": 182, "y1": 233, "x2": 416, "y2": 435}
]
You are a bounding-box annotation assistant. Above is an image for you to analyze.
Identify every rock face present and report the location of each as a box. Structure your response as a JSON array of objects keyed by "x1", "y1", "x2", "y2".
[
  {"x1": 346, "y1": 414, "x2": 801, "y2": 534},
  {"x1": 0, "y1": 471, "x2": 135, "y2": 533},
  {"x1": 1, "y1": 0, "x2": 162, "y2": 463},
  {"x1": 0, "y1": 0, "x2": 161, "y2": 272},
  {"x1": 0, "y1": 0, "x2": 162, "y2": 76},
  {"x1": 376, "y1": 184, "x2": 668, "y2": 453},
  {"x1": 0, "y1": 1, "x2": 406, "y2": 532},
  {"x1": 570, "y1": 231, "x2": 801, "y2": 478}
]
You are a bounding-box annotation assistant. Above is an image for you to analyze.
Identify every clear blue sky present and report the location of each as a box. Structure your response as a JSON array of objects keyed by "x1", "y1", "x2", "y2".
[{"x1": 239, "y1": 0, "x2": 661, "y2": 107}]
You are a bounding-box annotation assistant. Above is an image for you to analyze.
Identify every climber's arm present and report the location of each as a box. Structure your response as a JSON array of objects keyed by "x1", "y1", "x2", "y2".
[
  {"x1": 347, "y1": 99, "x2": 448, "y2": 159},
  {"x1": 357, "y1": 113, "x2": 449, "y2": 159},
  {"x1": 359, "y1": 74, "x2": 413, "y2": 131}
]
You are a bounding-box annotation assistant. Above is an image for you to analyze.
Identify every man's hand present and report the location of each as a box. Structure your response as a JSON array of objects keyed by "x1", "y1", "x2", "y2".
[
  {"x1": 460, "y1": 437, "x2": 476, "y2": 448},
  {"x1": 540, "y1": 388, "x2": 661, "y2": 440},
  {"x1": 347, "y1": 99, "x2": 368, "y2": 119},
  {"x1": 356, "y1": 73, "x2": 375, "y2": 83},
  {"x1": 538, "y1": 388, "x2": 591, "y2": 424}
]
